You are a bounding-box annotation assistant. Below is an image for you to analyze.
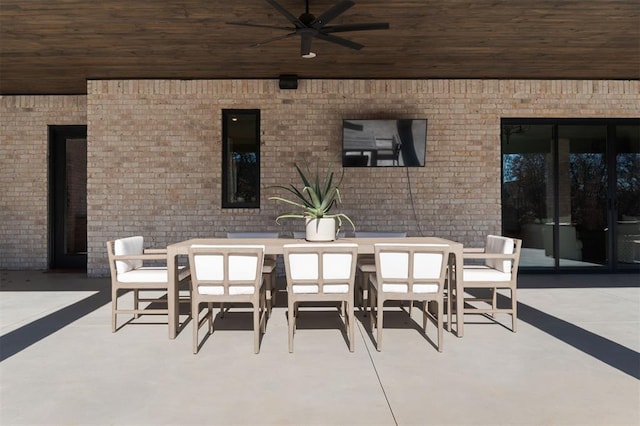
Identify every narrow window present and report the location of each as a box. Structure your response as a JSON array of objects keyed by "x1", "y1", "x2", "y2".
[{"x1": 222, "y1": 109, "x2": 260, "y2": 208}]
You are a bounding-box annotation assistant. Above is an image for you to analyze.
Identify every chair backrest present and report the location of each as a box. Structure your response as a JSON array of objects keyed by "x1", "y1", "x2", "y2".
[
  {"x1": 110, "y1": 236, "x2": 144, "y2": 274},
  {"x1": 485, "y1": 235, "x2": 518, "y2": 273},
  {"x1": 188, "y1": 245, "x2": 265, "y2": 293},
  {"x1": 354, "y1": 231, "x2": 407, "y2": 238},
  {"x1": 374, "y1": 243, "x2": 449, "y2": 294},
  {"x1": 283, "y1": 243, "x2": 358, "y2": 293},
  {"x1": 226, "y1": 232, "x2": 280, "y2": 239}
]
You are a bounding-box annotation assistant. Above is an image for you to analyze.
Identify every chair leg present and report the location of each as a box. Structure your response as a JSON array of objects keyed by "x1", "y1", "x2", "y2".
[
  {"x1": 511, "y1": 287, "x2": 518, "y2": 333},
  {"x1": 260, "y1": 288, "x2": 267, "y2": 333},
  {"x1": 288, "y1": 300, "x2": 296, "y2": 353},
  {"x1": 376, "y1": 296, "x2": 384, "y2": 351},
  {"x1": 111, "y1": 287, "x2": 118, "y2": 332},
  {"x1": 362, "y1": 273, "x2": 371, "y2": 316},
  {"x1": 133, "y1": 289, "x2": 140, "y2": 319},
  {"x1": 422, "y1": 301, "x2": 428, "y2": 332},
  {"x1": 207, "y1": 302, "x2": 213, "y2": 334},
  {"x1": 491, "y1": 287, "x2": 497, "y2": 317},
  {"x1": 355, "y1": 271, "x2": 362, "y2": 308},
  {"x1": 253, "y1": 301, "x2": 260, "y2": 354},
  {"x1": 362, "y1": 273, "x2": 369, "y2": 316},
  {"x1": 265, "y1": 272, "x2": 273, "y2": 318},
  {"x1": 192, "y1": 300, "x2": 200, "y2": 354},
  {"x1": 271, "y1": 272, "x2": 277, "y2": 306},
  {"x1": 437, "y1": 300, "x2": 443, "y2": 352},
  {"x1": 445, "y1": 276, "x2": 452, "y2": 332},
  {"x1": 369, "y1": 285, "x2": 376, "y2": 331}
]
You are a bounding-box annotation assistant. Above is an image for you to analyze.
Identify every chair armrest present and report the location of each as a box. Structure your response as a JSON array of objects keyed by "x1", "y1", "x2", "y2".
[
  {"x1": 463, "y1": 252, "x2": 517, "y2": 260},
  {"x1": 113, "y1": 253, "x2": 167, "y2": 261},
  {"x1": 463, "y1": 248, "x2": 485, "y2": 253},
  {"x1": 144, "y1": 248, "x2": 167, "y2": 254}
]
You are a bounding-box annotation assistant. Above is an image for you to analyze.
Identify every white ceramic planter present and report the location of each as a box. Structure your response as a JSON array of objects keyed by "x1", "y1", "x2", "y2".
[{"x1": 305, "y1": 217, "x2": 336, "y2": 242}]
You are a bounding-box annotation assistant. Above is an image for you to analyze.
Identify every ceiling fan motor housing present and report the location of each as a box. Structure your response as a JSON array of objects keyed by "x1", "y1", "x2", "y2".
[{"x1": 299, "y1": 12, "x2": 316, "y2": 26}]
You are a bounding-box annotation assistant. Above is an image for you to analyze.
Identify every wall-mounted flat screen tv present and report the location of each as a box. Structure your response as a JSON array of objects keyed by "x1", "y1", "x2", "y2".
[{"x1": 342, "y1": 119, "x2": 427, "y2": 167}]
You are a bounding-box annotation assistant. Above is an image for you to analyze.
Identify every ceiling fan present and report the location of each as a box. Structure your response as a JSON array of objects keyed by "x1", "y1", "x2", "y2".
[{"x1": 227, "y1": 0, "x2": 390, "y2": 58}]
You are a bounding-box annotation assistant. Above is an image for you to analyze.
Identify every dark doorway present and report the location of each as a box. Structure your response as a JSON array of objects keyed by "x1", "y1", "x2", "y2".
[{"x1": 49, "y1": 125, "x2": 87, "y2": 270}]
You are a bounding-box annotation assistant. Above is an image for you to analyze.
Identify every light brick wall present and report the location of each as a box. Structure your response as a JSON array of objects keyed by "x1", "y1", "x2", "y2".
[
  {"x1": 1, "y1": 80, "x2": 638, "y2": 275},
  {"x1": 0, "y1": 96, "x2": 86, "y2": 269}
]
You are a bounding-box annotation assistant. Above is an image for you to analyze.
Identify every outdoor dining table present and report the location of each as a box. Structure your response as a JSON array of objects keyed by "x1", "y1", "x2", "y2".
[{"x1": 166, "y1": 236, "x2": 465, "y2": 339}]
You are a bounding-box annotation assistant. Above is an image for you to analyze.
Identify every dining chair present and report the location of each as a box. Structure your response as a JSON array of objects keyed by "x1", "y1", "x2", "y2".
[
  {"x1": 462, "y1": 235, "x2": 522, "y2": 332},
  {"x1": 188, "y1": 244, "x2": 267, "y2": 354},
  {"x1": 106, "y1": 236, "x2": 191, "y2": 332},
  {"x1": 368, "y1": 243, "x2": 450, "y2": 352},
  {"x1": 282, "y1": 243, "x2": 359, "y2": 353},
  {"x1": 226, "y1": 232, "x2": 279, "y2": 316},
  {"x1": 353, "y1": 231, "x2": 407, "y2": 314}
]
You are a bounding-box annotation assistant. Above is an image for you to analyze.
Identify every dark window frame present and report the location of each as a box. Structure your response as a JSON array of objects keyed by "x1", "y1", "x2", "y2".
[{"x1": 221, "y1": 109, "x2": 261, "y2": 208}]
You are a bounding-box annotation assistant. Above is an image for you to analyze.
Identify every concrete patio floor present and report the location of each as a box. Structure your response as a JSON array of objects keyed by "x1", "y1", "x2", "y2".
[{"x1": 1, "y1": 270, "x2": 639, "y2": 426}]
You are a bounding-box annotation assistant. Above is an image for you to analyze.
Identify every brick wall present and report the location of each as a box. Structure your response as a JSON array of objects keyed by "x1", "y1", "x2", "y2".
[
  {"x1": 0, "y1": 96, "x2": 86, "y2": 269},
  {"x1": 1, "y1": 80, "x2": 638, "y2": 275}
]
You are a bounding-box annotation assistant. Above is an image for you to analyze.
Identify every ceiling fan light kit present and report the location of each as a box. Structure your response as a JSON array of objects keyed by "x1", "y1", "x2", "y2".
[{"x1": 227, "y1": 0, "x2": 389, "y2": 57}]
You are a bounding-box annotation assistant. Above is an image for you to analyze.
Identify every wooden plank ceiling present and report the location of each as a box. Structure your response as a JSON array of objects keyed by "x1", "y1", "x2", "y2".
[{"x1": 1, "y1": 0, "x2": 639, "y2": 95}]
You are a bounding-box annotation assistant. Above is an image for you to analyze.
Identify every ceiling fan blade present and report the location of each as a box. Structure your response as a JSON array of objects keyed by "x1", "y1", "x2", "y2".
[
  {"x1": 265, "y1": 0, "x2": 306, "y2": 28},
  {"x1": 314, "y1": 32, "x2": 364, "y2": 50},
  {"x1": 226, "y1": 21, "x2": 292, "y2": 31},
  {"x1": 311, "y1": 1, "x2": 355, "y2": 28},
  {"x1": 251, "y1": 32, "x2": 297, "y2": 47},
  {"x1": 322, "y1": 22, "x2": 390, "y2": 33},
  {"x1": 300, "y1": 32, "x2": 314, "y2": 56}
]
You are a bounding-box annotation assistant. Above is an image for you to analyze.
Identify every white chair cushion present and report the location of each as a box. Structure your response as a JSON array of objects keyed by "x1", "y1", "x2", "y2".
[
  {"x1": 292, "y1": 284, "x2": 349, "y2": 294},
  {"x1": 378, "y1": 252, "x2": 444, "y2": 280},
  {"x1": 414, "y1": 253, "x2": 445, "y2": 279},
  {"x1": 193, "y1": 253, "x2": 260, "y2": 281},
  {"x1": 463, "y1": 266, "x2": 511, "y2": 282},
  {"x1": 381, "y1": 283, "x2": 439, "y2": 293},
  {"x1": 485, "y1": 235, "x2": 514, "y2": 273},
  {"x1": 198, "y1": 285, "x2": 256, "y2": 295},
  {"x1": 286, "y1": 244, "x2": 357, "y2": 281},
  {"x1": 380, "y1": 252, "x2": 409, "y2": 279},
  {"x1": 117, "y1": 265, "x2": 189, "y2": 283},
  {"x1": 323, "y1": 253, "x2": 354, "y2": 280},
  {"x1": 288, "y1": 253, "x2": 319, "y2": 280},
  {"x1": 413, "y1": 284, "x2": 440, "y2": 293},
  {"x1": 114, "y1": 236, "x2": 144, "y2": 274}
]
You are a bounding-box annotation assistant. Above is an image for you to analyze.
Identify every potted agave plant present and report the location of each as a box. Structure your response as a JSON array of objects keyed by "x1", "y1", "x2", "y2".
[{"x1": 269, "y1": 161, "x2": 355, "y2": 241}]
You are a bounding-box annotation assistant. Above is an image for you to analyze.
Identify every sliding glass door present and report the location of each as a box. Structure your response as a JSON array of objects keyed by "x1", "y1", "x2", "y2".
[
  {"x1": 615, "y1": 125, "x2": 640, "y2": 268},
  {"x1": 502, "y1": 119, "x2": 639, "y2": 272}
]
